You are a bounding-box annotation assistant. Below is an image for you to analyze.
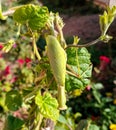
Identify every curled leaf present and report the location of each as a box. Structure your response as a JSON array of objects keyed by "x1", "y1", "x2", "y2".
[{"x1": 13, "y1": 4, "x2": 49, "y2": 30}]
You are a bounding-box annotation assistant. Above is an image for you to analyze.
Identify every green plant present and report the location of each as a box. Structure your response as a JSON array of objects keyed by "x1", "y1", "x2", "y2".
[
  {"x1": 0, "y1": 1, "x2": 116, "y2": 129},
  {"x1": 67, "y1": 82, "x2": 116, "y2": 130}
]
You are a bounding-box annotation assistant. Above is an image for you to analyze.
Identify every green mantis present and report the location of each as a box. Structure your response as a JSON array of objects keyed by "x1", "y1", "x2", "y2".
[{"x1": 46, "y1": 35, "x2": 67, "y2": 110}]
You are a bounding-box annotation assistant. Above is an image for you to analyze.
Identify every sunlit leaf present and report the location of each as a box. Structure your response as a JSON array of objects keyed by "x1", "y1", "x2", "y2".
[
  {"x1": 66, "y1": 47, "x2": 92, "y2": 91},
  {"x1": 13, "y1": 4, "x2": 49, "y2": 30},
  {"x1": 58, "y1": 114, "x2": 68, "y2": 124},
  {"x1": 99, "y1": 6, "x2": 116, "y2": 36},
  {"x1": 35, "y1": 92, "x2": 59, "y2": 121}
]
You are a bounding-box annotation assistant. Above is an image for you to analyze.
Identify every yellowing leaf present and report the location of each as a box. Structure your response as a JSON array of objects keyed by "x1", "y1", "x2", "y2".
[{"x1": 35, "y1": 92, "x2": 59, "y2": 121}]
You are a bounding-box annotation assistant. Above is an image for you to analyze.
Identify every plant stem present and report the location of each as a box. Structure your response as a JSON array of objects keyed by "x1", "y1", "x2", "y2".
[
  {"x1": 65, "y1": 37, "x2": 101, "y2": 49},
  {"x1": 66, "y1": 64, "x2": 79, "y2": 78},
  {"x1": 24, "y1": 85, "x2": 40, "y2": 102},
  {"x1": 35, "y1": 113, "x2": 43, "y2": 130},
  {"x1": 32, "y1": 35, "x2": 41, "y2": 61}
]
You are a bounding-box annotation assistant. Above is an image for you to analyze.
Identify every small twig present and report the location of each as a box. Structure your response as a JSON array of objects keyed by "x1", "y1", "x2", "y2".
[
  {"x1": 47, "y1": 77, "x2": 54, "y2": 88},
  {"x1": 66, "y1": 124, "x2": 73, "y2": 130},
  {"x1": 65, "y1": 37, "x2": 101, "y2": 49},
  {"x1": 66, "y1": 64, "x2": 79, "y2": 78},
  {"x1": 35, "y1": 70, "x2": 46, "y2": 84},
  {"x1": 32, "y1": 35, "x2": 41, "y2": 61},
  {"x1": 35, "y1": 114, "x2": 43, "y2": 130},
  {"x1": 24, "y1": 85, "x2": 40, "y2": 102},
  {"x1": 66, "y1": 70, "x2": 79, "y2": 78}
]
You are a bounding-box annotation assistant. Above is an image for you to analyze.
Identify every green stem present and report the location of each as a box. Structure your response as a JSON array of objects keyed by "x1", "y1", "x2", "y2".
[
  {"x1": 102, "y1": 27, "x2": 109, "y2": 36},
  {"x1": 65, "y1": 37, "x2": 101, "y2": 49},
  {"x1": 32, "y1": 36, "x2": 41, "y2": 61},
  {"x1": 102, "y1": 22, "x2": 113, "y2": 36},
  {"x1": 35, "y1": 113, "x2": 43, "y2": 130},
  {"x1": 16, "y1": 24, "x2": 21, "y2": 36},
  {"x1": 58, "y1": 86, "x2": 67, "y2": 110},
  {"x1": 24, "y1": 86, "x2": 40, "y2": 102}
]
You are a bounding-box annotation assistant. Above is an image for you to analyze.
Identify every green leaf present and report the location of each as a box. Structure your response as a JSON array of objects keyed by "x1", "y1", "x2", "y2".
[
  {"x1": 58, "y1": 114, "x2": 68, "y2": 124},
  {"x1": 93, "y1": 90, "x2": 101, "y2": 104},
  {"x1": 99, "y1": 6, "x2": 116, "y2": 36},
  {"x1": 89, "y1": 124, "x2": 100, "y2": 130},
  {"x1": 4, "y1": 115, "x2": 24, "y2": 130},
  {"x1": 13, "y1": 4, "x2": 49, "y2": 31},
  {"x1": 66, "y1": 47, "x2": 92, "y2": 91},
  {"x1": 93, "y1": 83, "x2": 104, "y2": 90},
  {"x1": 35, "y1": 92, "x2": 59, "y2": 121},
  {"x1": 5, "y1": 90, "x2": 22, "y2": 111},
  {"x1": 76, "y1": 119, "x2": 89, "y2": 130}
]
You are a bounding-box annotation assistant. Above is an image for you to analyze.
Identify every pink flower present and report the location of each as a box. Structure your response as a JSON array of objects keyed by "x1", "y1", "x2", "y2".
[
  {"x1": 17, "y1": 58, "x2": 32, "y2": 68},
  {"x1": 0, "y1": 44, "x2": 3, "y2": 50},
  {"x1": 4, "y1": 65, "x2": 11, "y2": 76},
  {"x1": 99, "y1": 56, "x2": 110, "y2": 64},
  {"x1": 0, "y1": 53, "x2": 2, "y2": 58},
  {"x1": 13, "y1": 43, "x2": 17, "y2": 48},
  {"x1": 10, "y1": 76, "x2": 17, "y2": 83},
  {"x1": 25, "y1": 57, "x2": 32, "y2": 68},
  {"x1": 86, "y1": 85, "x2": 91, "y2": 91},
  {"x1": 0, "y1": 43, "x2": 3, "y2": 57},
  {"x1": 99, "y1": 56, "x2": 110, "y2": 70},
  {"x1": 25, "y1": 57, "x2": 31, "y2": 63},
  {"x1": 17, "y1": 59, "x2": 25, "y2": 67}
]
